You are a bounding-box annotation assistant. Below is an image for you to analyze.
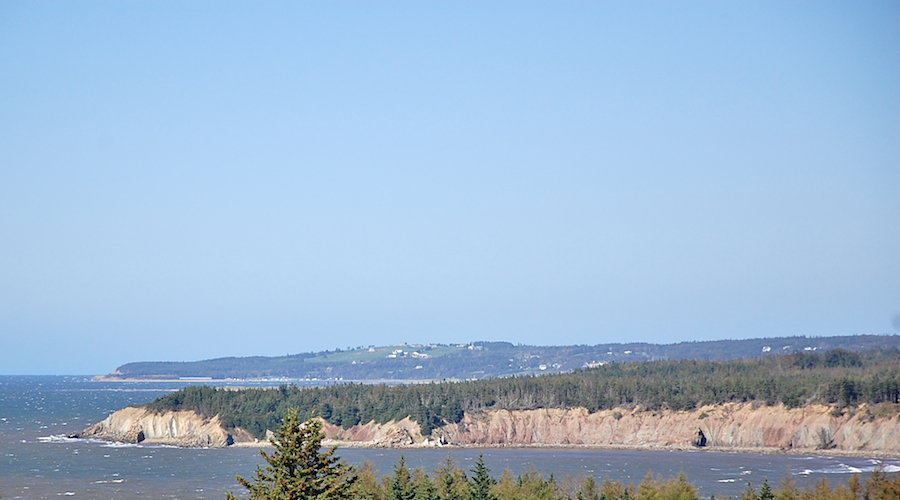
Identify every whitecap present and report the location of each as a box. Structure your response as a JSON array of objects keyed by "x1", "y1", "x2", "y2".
[
  {"x1": 741, "y1": 470, "x2": 752, "y2": 475},
  {"x1": 882, "y1": 464, "x2": 900, "y2": 473},
  {"x1": 102, "y1": 442, "x2": 140, "y2": 448},
  {"x1": 797, "y1": 469, "x2": 813, "y2": 475},
  {"x1": 718, "y1": 479, "x2": 735, "y2": 483},
  {"x1": 38, "y1": 435, "x2": 79, "y2": 444},
  {"x1": 817, "y1": 464, "x2": 863, "y2": 474}
]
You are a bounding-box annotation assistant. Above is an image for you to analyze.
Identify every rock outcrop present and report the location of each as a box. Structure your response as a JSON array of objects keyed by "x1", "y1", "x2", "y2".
[
  {"x1": 320, "y1": 417, "x2": 440, "y2": 448},
  {"x1": 74, "y1": 406, "x2": 252, "y2": 447},
  {"x1": 76, "y1": 403, "x2": 900, "y2": 454}
]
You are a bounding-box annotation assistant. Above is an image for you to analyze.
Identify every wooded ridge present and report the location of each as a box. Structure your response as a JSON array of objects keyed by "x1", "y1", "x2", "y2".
[
  {"x1": 107, "y1": 334, "x2": 900, "y2": 381},
  {"x1": 143, "y1": 347, "x2": 900, "y2": 440}
]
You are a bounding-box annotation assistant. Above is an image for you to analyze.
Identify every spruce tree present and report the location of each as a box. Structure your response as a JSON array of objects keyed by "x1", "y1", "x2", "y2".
[
  {"x1": 468, "y1": 454, "x2": 497, "y2": 500},
  {"x1": 436, "y1": 454, "x2": 467, "y2": 500},
  {"x1": 412, "y1": 468, "x2": 438, "y2": 500},
  {"x1": 740, "y1": 482, "x2": 757, "y2": 500},
  {"x1": 758, "y1": 479, "x2": 774, "y2": 500},
  {"x1": 576, "y1": 475, "x2": 600, "y2": 500},
  {"x1": 388, "y1": 456, "x2": 417, "y2": 500},
  {"x1": 227, "y1": 409, "x2": 357, "y2": 500}
]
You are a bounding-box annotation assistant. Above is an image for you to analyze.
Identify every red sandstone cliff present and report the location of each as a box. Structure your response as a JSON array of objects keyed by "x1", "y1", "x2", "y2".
[
  {"x1": 77, "y1": 403, "x2": 900, "y2": 454},
  {"x1": 432, "y1": 404, "x2": 900, "y2": 452}
]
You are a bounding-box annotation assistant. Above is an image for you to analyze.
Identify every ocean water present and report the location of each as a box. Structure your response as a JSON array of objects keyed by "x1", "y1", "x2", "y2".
[{"x1": 1, "y1": 376, "x2": 898, "y2": 499}]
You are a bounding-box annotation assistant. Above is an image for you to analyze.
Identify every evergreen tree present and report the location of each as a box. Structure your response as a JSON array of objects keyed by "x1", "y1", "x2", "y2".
[
  {"x1": 388, "y1": 456, "x2": 417, "y2": 500},
  {"x1": 758, "y1": 479, "x2": 774, "y2": 500},
  {"x1": 356, "y1": 461, "x2": 384, "y2": 500},
  {"x1": 227, "y1": 409, "x2": 357, "y2": 500},
  {"x1": 468, "y1": 454, "x2": 497, "y2": 500},
  {"x1": 413, "y1": 468, "x2": 438, "y2": 500},
  {"x1": 576, "y1": 475, "x2": 599, "y2": 500},
  {"x1": 864, "y1": 466, "x2": 900, "y2": 500},
  {"x1": 740, "y1": 482, "x2": 757, "y2": 500},
  {"x1": 598, "y1": 478, "x2": 625, "y2": 500},
  {"x1": 775, "y1": 473, "x2": 799, "y2": 500},
  {"x1": 436, "y1": 454, "x2": 467, "y2": 500}
]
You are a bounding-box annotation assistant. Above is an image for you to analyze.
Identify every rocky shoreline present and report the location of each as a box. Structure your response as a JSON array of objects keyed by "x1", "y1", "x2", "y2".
[{"x1": 74, "y1": 402, "x2": 900, "y2": 457}]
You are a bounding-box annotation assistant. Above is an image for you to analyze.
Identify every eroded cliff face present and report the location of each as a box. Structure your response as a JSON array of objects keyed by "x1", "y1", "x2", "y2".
[
  {"x1": 76, "y1": 403, "x2": 900, "y2": 453},
  {"x1": 75, "y1": 406, "x2": 254, "y2": 447},
  {"x1": 320, "y1": 417, "x2": 443, "y2": 448},
  {"x1": 435, "y1": 403, "x2": 900, "y2": 452}
]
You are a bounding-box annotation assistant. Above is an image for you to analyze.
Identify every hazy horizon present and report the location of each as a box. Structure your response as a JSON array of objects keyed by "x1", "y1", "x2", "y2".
[{"x1": 2, "y1": 2, "x2": 898, "y2": 375}]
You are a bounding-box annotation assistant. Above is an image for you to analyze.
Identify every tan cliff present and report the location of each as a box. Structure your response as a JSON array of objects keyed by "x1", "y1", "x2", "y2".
[
  {"x1": 75, "y1": 406, "x2": 256, "y2": 447},
  {"x1": 75, "y1": 403, "x2": 900, "y2": 455}
]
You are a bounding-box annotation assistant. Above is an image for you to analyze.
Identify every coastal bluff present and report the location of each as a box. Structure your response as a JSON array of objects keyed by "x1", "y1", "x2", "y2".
[
  {"x1": 75, "y1": 406, "x2": 255, "y2": 447},
  {"x1": 75, "y1": 402, "x2": 900, "y2": 454}
]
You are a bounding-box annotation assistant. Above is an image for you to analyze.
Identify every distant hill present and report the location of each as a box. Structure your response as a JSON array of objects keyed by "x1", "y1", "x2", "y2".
[
  {"x1": 116, "y1": 345, "x2": 900, "y2": 445},
  {"x1": 102, "y1": 334, "x2": 900, "y2": 381}
]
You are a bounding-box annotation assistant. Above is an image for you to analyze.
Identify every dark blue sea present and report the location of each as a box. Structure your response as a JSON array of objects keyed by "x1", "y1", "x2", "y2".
[{"x1": 1, "y1": 376, "x2": 898, "y2": 499}]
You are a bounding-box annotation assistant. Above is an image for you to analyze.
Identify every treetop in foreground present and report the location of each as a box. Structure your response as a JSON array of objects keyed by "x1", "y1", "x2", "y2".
[{"x1": 227, "y1": 409, "x2": 357, "y2": 500}]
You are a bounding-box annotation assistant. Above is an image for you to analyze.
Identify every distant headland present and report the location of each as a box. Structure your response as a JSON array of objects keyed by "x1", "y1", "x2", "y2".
[{"x1": 95, "y1": 334, "x2": 900, "y2": 382}]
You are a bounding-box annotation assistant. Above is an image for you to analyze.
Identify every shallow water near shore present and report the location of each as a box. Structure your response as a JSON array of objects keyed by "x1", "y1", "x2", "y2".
[{"x1": 2, "y1": 376, "x2": 898, "y2": 499}]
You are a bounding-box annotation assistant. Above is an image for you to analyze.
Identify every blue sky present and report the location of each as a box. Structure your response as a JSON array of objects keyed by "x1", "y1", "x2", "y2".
[{"x1": 1, "y1": 2, "x2": 898, "y2": 375}]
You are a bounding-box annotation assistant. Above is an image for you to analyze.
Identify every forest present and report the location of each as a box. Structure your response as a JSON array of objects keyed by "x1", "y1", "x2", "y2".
[
  {"x1": 351, "y1": 457, "x2": 898, "y2": 500},
  {"x1": 144, "y1": 347, "x2": 900, "y2": 440}
]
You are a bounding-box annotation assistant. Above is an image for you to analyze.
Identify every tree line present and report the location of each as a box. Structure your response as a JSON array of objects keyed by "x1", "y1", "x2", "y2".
[
  {"x1": 144, "y1": 348, "x2": 900, "y2": 440},
  {"x1": 353, "y1": 459, "x2": 900, "y2": 500},
  {"x1": 229, "y1": 409, "x2": 900, "y2": 500}
]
